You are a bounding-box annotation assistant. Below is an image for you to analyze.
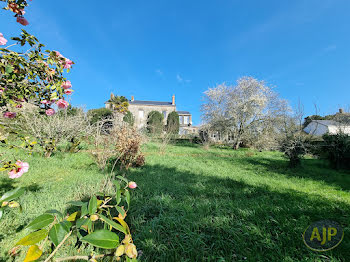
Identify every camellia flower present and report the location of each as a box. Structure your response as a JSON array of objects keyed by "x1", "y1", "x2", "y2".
[
  {"x1": 128, "y1": 181, "x2": 137, "y2": 189},
  {"x1": 16, "y1": 16, "x2": 29, "y2": 26},
  {"x1": 61, "y1": 80, "x2": 72, "y2": 89},
  {"x1": 55, "y1": 51, "x2": 64, "y2": 58},
  {"x1": 45, "y1": 108, "x2": 55, "y2": 116},
  {"x1": 8, "y1": 160, "x2": 29, "y2": 179},
  {"x1": 41, "y1": 100, "x2": 50, "y2": 105},
  {"x1": 56, "y1": 99, "x2": 69, "y2": 109},
  {"x1": 64, "y1": 89, "x2": 73, "y2": 95},
  {"x1": 3, "y1": 112, "x2": 17, "y2": 119},
  {"x1": 64, "y1": 59, "x2": 73, "y2": 69},
  {"x1": 0, "y1": 33, "x2": 8, "y2": 46}
]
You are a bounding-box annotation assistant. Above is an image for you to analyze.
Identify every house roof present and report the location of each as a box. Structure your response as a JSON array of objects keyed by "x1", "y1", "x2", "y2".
[
  {"x1": 177, "y1": 111, "x2": 191, "y2": 115},
  {"x1": 128, "y1": 100, "x2": 174, "y2": 106},
  {"x1": 312, "y1": 120, "x2": 340, "y2": 126}
]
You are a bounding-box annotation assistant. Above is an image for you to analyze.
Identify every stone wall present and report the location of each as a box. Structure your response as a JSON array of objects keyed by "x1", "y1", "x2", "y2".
[{"x1": 128, "y1": 104, "x2": 176, "y2": 129}]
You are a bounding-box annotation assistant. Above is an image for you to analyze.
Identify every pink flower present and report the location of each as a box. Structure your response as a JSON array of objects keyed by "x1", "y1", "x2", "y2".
[
  {"x1": 45, "y1": 108, "x2": 55, "y2": 116},
  {"x1": 128, "y1": 182, "x2": 137, "y2": 189},
  {"x1": 8, "y1": 161, "x2": 29, "y2": 179},
  {"x1": 56, "y1": 99, "x2": 69, "y2": 109},
  {"x1": 17, "y1": 160, "x2": 29, "y2": 173},
  {"x1": 16, "y1": 16, "x2": 29, "y2": 26},
  {"x1": 8, "y1": 169, "x2": 24, "y2": 179},
  {"x1": 3, "y1": 112, "x2": 17, "y2": 119},
  {"x1": 55, "y1": 51, "x2": 64, "y2": 58},
  {"x1": 41, "y1": 100, "x2": 50, "y2": 105},
  {"x1": 15, "y1": 104, "x2": 23, "y2": 108},
  {"x1": 64, "y1": 89, "x2": 73, "y2": 95},
  {"x1": 61, "y1": 80, "x2": 72, "y2": 89},
  {"x1": 0, "y1": 33, "x2": 8, "y2": 46},
  {"x1": 64, "y1": 59, "x2": 73, "y2": 69}
]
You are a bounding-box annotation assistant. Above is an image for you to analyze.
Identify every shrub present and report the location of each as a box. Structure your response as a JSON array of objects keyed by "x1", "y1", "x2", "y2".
[
  {"x1": 123, "y1": 111, "x2": 135, "y2": 126},
  {"x1": 147, "y1": 111, "x2": 164, "y2": 134},
  {"x1": 166, "y1": 111, "x2": 179, "y2": 134},
  {"x1": 322, "y1": 133, "x2": 350, "y2": 169},
  {"x1": 4, "y1": 107, "x2": 91, "y2": 157},
  {"x1": 88, "y1": 108, "x2": 113, "y2": 124},
  {"x1": 90, "y1": 120, "x2": 145, "y2": 171}
]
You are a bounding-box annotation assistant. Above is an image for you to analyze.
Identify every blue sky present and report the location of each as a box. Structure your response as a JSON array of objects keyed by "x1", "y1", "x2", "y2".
[{"x1": 1, "y1": 0, "x2": 350, "y2": 124}]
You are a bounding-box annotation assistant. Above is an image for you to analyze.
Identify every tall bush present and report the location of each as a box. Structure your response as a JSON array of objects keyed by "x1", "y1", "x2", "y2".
[
  {"x1": 322, "y1": 133, "x2": 350, "y2": 169},
  {"x1": 147, "y1": 111, "x2": 164, "y2": 134},
  {"x1": 123, "y1": 111, "x2": 135, "y2": 126},
  {"x1": 166, "y1": 111, "x2": 179, "y2": 134},
  {"x1": 87, "y1": 108, "x2": 113, "y2": 125}
]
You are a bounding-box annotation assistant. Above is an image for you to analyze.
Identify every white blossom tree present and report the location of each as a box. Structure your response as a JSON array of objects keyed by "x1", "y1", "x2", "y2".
[{"x1": 201, "y1": 76, "x2": 289, "y2": 149}]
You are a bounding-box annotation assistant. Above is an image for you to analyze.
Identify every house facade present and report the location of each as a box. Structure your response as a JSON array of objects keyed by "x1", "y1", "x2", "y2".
[
  {"x1": 105, "y1": 95, "x2": 196, "y2": 134},
  {"x1": 303, "y1": 120, "x2": 350, "y2": 136}
]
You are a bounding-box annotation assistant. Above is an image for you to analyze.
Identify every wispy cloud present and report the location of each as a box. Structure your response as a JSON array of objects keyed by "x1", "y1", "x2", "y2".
[
  {"x1": 155, "y1": 69, "x2": 163, "y2": 76},
  {"x1": 177, "y1": 74, "x2": 191, "y2": 84}
]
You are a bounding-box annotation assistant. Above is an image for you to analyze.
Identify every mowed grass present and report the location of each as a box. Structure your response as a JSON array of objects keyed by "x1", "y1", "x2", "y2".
[{"x1": 1, "y1": 142, "x2": 350, "y2": 261}]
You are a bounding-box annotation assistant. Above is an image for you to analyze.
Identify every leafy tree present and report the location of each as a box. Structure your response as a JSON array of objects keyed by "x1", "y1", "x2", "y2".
[
  {"x1": 107, "y1": 93, "x2": 129, "y2": 113},
  {"x1": 87, "y1": 108, "x2": 113, "y2": 125},
  {"x1": 166, "y1": 111, "x2": 179, "y2": 134},
  {"x1": 123, "y1": 111, "x2": 134, "y2": 126},
  {"x1": 147, "y1": 111, "x2": 164, "y2": 134}
]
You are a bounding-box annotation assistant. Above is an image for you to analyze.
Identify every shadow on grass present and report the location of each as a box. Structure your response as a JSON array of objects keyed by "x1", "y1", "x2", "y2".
[
  {"x1": 0, "y1": 179, "x2": 42, "y2": 195},
  {"x1": 128, "y1": 164, "x2": 350, "y2": 262},
  {"x1": 238, "y1": 157, "x2": 350, "y2": 192}
]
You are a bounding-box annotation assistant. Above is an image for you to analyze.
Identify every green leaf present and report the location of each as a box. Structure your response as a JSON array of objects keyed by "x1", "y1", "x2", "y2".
[
  {"x1": 125, "y1": 190, "x2": 130, "y2": 208},
  {"x1": 81, "y1": 203, "x2": 88, "y2": 217},
  {"x1": 88, "y1": 196, "x2": 97, "y2": 215},
  {"x1": 99, "y1": 214, "x2": 127, "y2": 234},
  {"x1": 0, "y1": 208, "x2": 3, "y2": 220},
  {"x1": 60, "y1": 220, "x2": 72, "y2": 232},
  {"x1": 116, "y1": 176, "x2": 128, "y2": 184},
  {"x1": 76, "y1": 218, "x2": 92, "y2": 232},
  {"x1": 26, "y1": 214, "x2": 54, "y2": 230},
  {"x1": 81, "y1": 230, "x2": 119, "y2": 249},
  {"x1": 49, "y1": 223, "x2": 67, "y2": 247},
  {"x1": 116, "y1": 206, "x2": 125, "y2": 217},
  {"x1": 16, "y1": 229, "x2": 48, "y2": 246},
  {"x1": 67, "y1": 201, "x2": 85, "y2": 206},
  {"x1": 0, "y1": 187, "x2": 25, "y2": 203},
  {"x1": 45, "y1": 209, "x2": 63, "y2": 220},
  {"x1": 23, "y1": 245, "x2": 42, "y2": 262}
]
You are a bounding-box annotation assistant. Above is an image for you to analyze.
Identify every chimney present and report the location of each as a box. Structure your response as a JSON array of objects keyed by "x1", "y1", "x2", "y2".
[
  {"x1": 339, "y1": 108, "x2": 344, "y2": 114},
  {"x1": 131, "y1": 95, "x2": 134, "y2": 102},
  {"x1": 172, "y1": 94, "x2": 175, "y2": 106}
]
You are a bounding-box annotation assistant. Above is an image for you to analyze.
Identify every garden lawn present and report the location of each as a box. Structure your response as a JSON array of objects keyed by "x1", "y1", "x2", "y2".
[{"x1": 1, "y1": 142, "x2": 350, "y2": 261}]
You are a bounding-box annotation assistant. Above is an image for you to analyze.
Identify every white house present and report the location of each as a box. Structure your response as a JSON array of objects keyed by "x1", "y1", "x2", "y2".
[{"x1": 303, "y1": 120, "x2": 350, "y2": 136}]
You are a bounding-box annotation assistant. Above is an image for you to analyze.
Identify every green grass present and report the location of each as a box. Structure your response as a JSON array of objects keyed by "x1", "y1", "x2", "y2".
[{"x1": 1, "y1": 142, "x2": 349, "y2": 261}]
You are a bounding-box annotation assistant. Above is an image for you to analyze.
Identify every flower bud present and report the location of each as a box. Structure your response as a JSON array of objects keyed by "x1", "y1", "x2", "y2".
[{"x1": 90, "y1": 214, "x2": 99, "y2": 221}]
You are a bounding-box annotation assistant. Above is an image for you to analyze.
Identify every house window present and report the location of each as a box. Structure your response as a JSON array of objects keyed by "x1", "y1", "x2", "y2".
[
  {"x1": 179, "y1": 116, "x2": 184, "y2": 124},
  {"x1": 184, "y1": 116, "x2": 189, "y2": 125},
  {"x1": 162, "y1": 111, "x2": 167, "y2": 119},
  {"x1": 138, "y1": 110, "x2": 144, "y2": 119}
]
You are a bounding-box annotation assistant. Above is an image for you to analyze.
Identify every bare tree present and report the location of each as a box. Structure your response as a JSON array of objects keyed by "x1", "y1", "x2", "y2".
[{"x1": 201, "y1": 76, "x2": 288, "y2": 149}]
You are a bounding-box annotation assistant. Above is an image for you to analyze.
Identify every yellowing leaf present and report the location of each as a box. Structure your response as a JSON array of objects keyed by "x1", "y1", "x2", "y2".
[
  {"x1": 24, "y1": 245, "x2": 42, "y2": 262},
  {"x1": 67, "y1": 211, "x2": 80, "y2": 222},
  {"x1": 16, "y1": 229, "x2": 48, "y2": 246}
]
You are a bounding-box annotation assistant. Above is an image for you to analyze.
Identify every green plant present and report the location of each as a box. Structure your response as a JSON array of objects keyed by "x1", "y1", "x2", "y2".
[
  {"x1": 12, "y1": 177, "x2": 138, "y2": 261},
  {"x1": 107, "y1": 93, "x2": 129, "y2": 113},
  {"x1": 147, "y1": 111, "x2": 164, "y2": 134},
  {"x1": 123, "y1": 111, "x2": 135, "y2": 126},
  {"x1": 322, "y1": 132, "x2": 350, "y2": 169},
  {"x1": 166, "y1": 111, "x2": 179, "y2": 134},
  {"x1": 87, "y1": 108, "x2": 113, "y2": 125}
]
